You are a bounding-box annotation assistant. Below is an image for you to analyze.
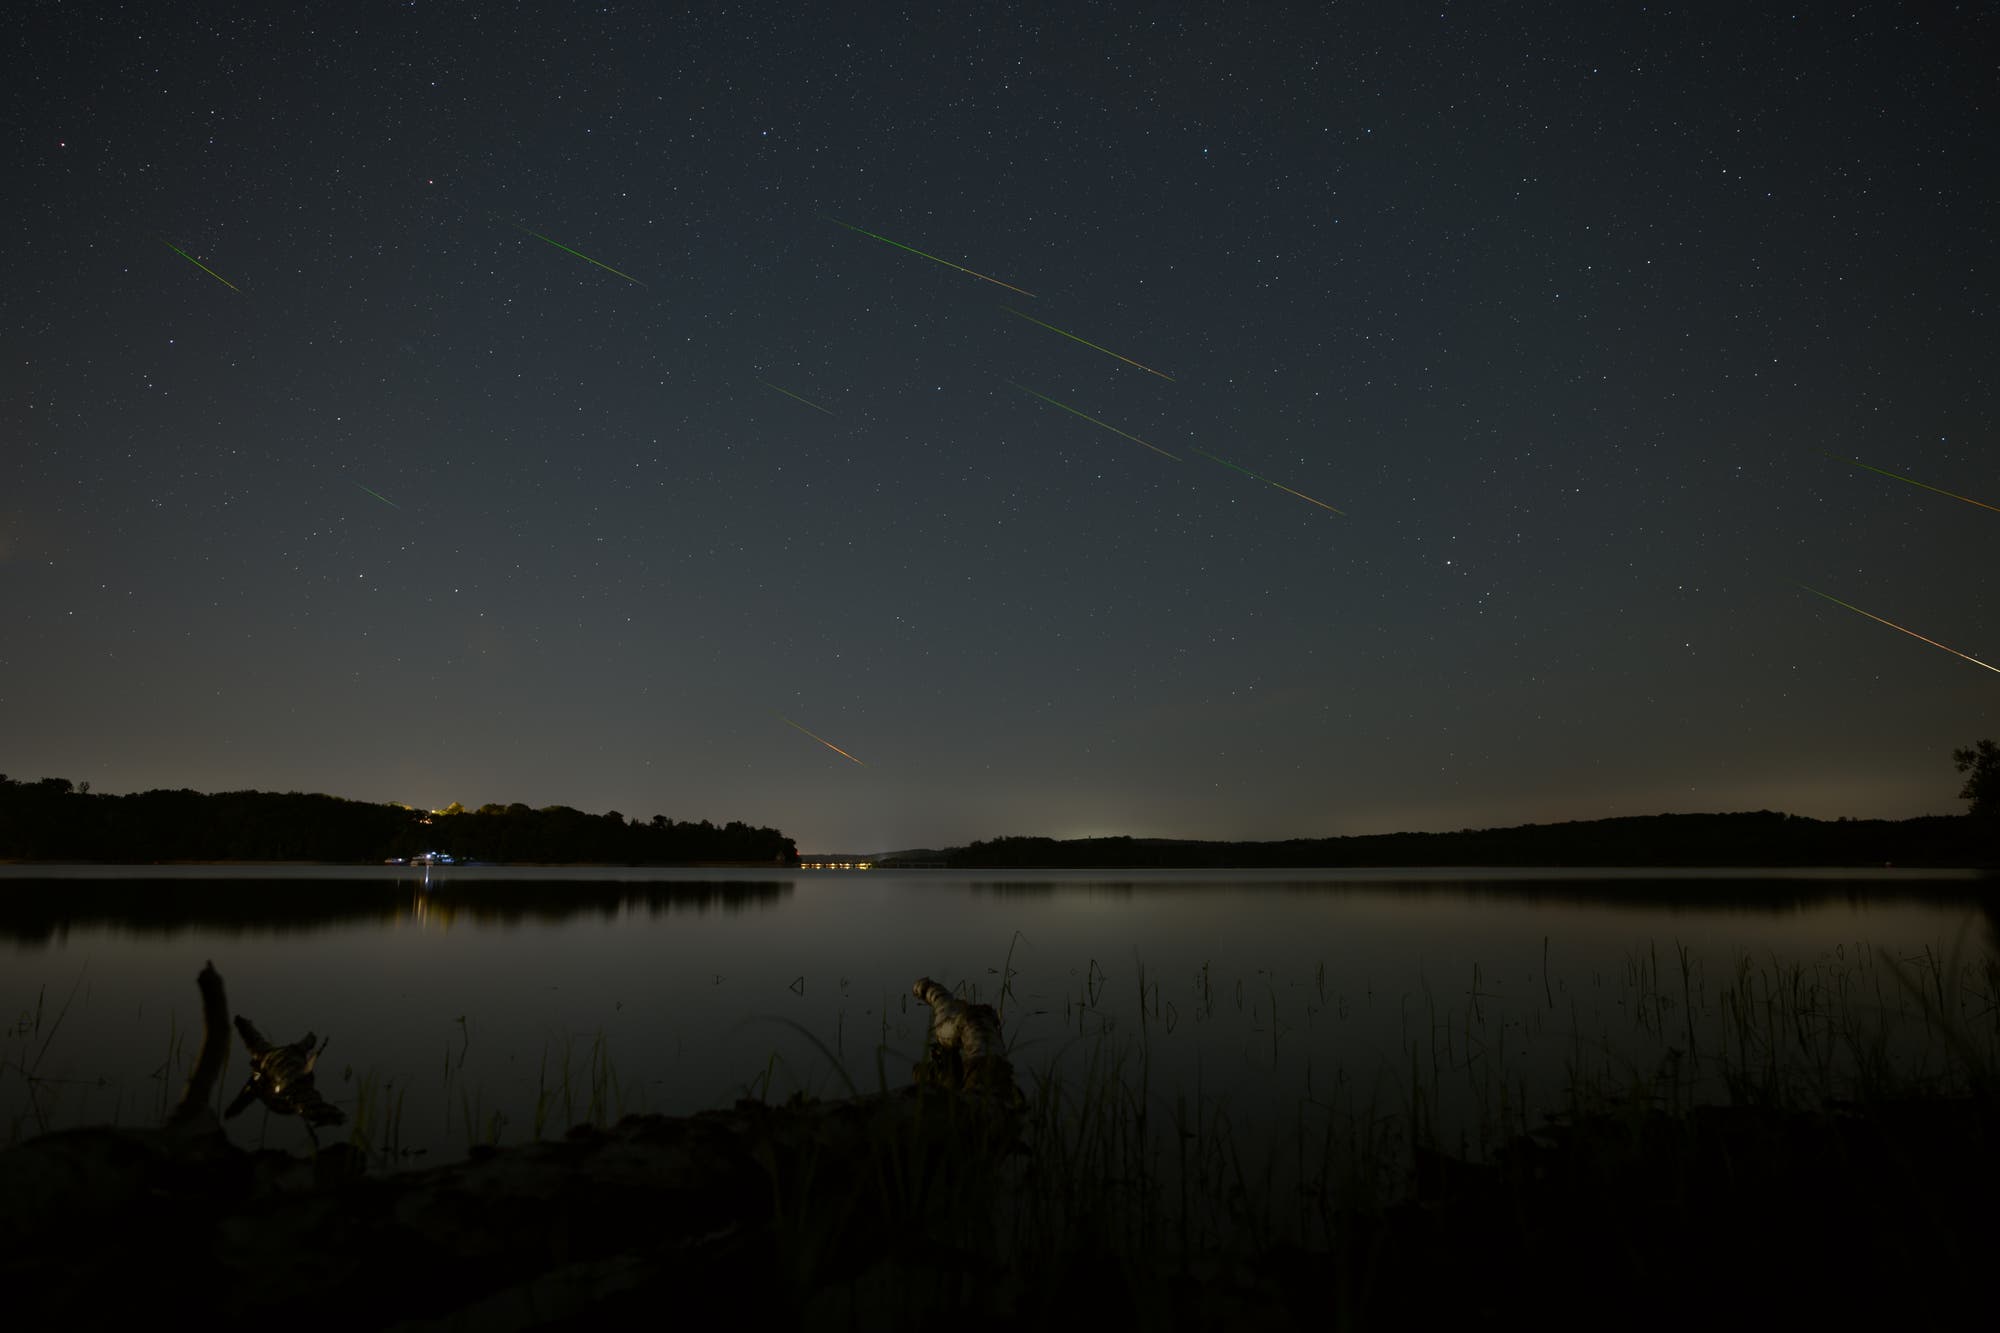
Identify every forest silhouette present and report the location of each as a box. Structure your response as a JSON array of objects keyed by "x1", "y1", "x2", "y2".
[
  {"x1": 894, "y1": 811, "x2": 1995, "y2": 869},
  {"x1": 0, "y1": 776, "x2": 795, "y2": 865},
  {"x1": 5, "y1": 747, "x2": 1995, "y2": 868}
]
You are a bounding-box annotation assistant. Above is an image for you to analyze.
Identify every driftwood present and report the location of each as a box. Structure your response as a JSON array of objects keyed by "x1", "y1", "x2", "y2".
[
  {"x1": 2, "y1": 1087, "x2": 1033, "y2": 1327},
  {"x1": 911, "y1": 976, "x2": 1017, "y2": 1098},
  {"x1": 225, "y1": 1018, "x2": 344, "y2": 1142},
  {"x1": 157, "y1": 960, "x2": 343, "y2": 1142},
  {"x1": 7, "y1": 1067, "x2": 1020, "y2": 1329},
  {"x1": 0, "y1": 963, "x2": 1040, "y2": 1328},
  {"x1": 165, "y1": 960, "x2": 230, "y2": 1129}
]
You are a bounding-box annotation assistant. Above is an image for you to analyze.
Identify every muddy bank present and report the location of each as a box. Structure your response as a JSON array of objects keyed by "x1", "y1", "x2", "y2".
[
  {"x1": 1, "y1": 1089, "x2": 1036, "y2": 1330},
  {"x1": 7, "y1": 960, "x2": 1997, "y2": 1327},
  {"x1": 7, "y1": 1089, "x2": 1999, "y2": 1330}
]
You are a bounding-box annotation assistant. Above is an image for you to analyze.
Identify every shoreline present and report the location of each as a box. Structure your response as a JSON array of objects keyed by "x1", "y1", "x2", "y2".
[{"x1": 6, "y1": 1069, "x2": 1993, "y2": 1326}]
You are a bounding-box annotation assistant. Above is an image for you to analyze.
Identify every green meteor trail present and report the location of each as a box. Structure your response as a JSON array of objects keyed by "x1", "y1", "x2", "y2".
[
  {"x1": 760, "y1": 381, "x2": 835, "y2": 415},
  {"x1": 352, "y1": 482, "x2": 400, "y2": 509},
  {"x1": 160, "y1": 240, "x2": 239, "y2": 292},
  {"x1": 1007, "y1": 382, "x2": 1179, "y2": 461},
  {"x1": 1000, "y1": 306, "x2": 1174, "y2": 381},
  {"x1": 1823, "y1": 453, "x2": 2000, "y2": 515},
  {"x1": 823, "y1": 216, "x2": 1035, "y2": 297},
  {"x1": 1189, "y1": 447, "x2": 1345, "y2": 515},
  {"x1": 1796, "y1": 583, "x2": 1999, "y2": 674},
  {"x1": 779, "y1": 715, "x2": 866, "y2": 765},
  {"x1": 502, "y1": 220, "x2": 647, "y2": 287}
]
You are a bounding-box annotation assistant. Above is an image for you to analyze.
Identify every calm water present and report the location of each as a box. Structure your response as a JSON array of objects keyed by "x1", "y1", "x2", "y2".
[{"x1": 4, "y1": 865, "x2": 1995, "y2": 1164}]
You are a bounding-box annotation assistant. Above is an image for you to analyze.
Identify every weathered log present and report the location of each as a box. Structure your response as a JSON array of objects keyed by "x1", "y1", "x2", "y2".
[
  {"x1": 226, "y1": 1016, "x2": 344, "y2": 1142},
  {"x1": 1, "y1": 1088, "x2": 1018, "y2": 1328},
  {"x1": 912, "y1": 976, "x2": 1018, "y2": 1099},
  {"x1": 165, "y1": 959, "x2": 229, "y2": 1130}
]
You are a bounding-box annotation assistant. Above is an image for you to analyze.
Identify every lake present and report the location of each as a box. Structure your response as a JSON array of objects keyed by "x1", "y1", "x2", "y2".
[{"x1": 4, "y1": 864, "x2": 1996, "y2": 1167}]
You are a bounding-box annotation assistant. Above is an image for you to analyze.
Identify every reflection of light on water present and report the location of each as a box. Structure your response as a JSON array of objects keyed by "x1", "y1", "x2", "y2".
[
  {"x1": 4, "y1": 871, "x2": 1990, "y2": 1172},
  {"x1": 406, "y1": 886, "x2": 458, "y2": 931}
]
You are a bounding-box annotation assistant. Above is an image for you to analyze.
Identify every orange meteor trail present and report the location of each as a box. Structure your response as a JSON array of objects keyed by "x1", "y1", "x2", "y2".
[
  {"x1": 1823, "y1": 453, "x2": 2000, "y2": 515},
  {"x1": 822, "y1": 216, "x2": 1035, "y2": 297},
  {"x1": 1797, "y1": 584, "x2": 2000, "y2": 675},
  {"x1": 1000, "y1": 306, "x2": 1175, "y2": 381},
  {"x1": 761, "y1": 381, "x2": 835, "y2": 415},
  {"x1": 1007, "y1": 382, "x2": 1180, "y2": 461},
  {"x1": 779, "y1": 716, "x2": 866, "y2": 765},
  {"x1": 160, "y1": 240, "x2": 239, "y2": 292},
  {"x1": 1190, "y1": 447, "x2": 1345, "y2": 515}
]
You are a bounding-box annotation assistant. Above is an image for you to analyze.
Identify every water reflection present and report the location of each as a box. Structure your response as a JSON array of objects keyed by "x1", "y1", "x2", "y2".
[
  {"x1": 1346, "y1": 874, "x2": 1999, "y2": 916},
  {"x1": 970, "y1": 870, "x2": 1997, "y2": 914},
  {"x1": 6, "y1": 867, "x2": 1996, "y2": 1170},
  {"x1": 0, "y1": 877, "x2": 793, "y2": 944}
]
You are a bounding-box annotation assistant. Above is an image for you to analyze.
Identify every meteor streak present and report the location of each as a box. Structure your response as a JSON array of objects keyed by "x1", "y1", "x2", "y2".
[
  {"x1": 352, "y1": 482, "x2": 401, "y2": 509},
  {"x1": 1000, "y1": 306, "x2": 1174, "y2": 381},
  {"x1": 761, "y1": 381, "x2": 835, "y2": 415},
  {"x1": 160, "y1": 240, "x2": 239, "y2": 292},
  {"x1": 822, "y1": 216, "x2": 1035, "y2": 297},
  {"x1": 502, "y1": 220, "x2": 647, "y2": 287},
  {"x1": 1190, "y1": 447, "x2": 1345, "y2": 515},
  {"x1": 1823, "y1": 453, "x2": 2000, "y2": 515},
  {"x1": 1007, "y1": 382, "x2": 1180, "y2": 461},
  {"x1": 779, "y1": 716, "x2": 866, "y2": 765},
  {"x1": 1796, "y1": 584, "x2": 2000, "y2": 675}
]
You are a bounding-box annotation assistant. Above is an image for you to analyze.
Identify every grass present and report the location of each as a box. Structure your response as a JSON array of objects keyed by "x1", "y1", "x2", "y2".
[
  {"x1": 749, "y1": 938, "x2": 2000, "y2": 1324},
  {"x1": 0, "y1": 971, "x2": 118, "y2": 1139},
  {"x1": 8, "y1": 938, "x2": 2000, "y2": 1321}
]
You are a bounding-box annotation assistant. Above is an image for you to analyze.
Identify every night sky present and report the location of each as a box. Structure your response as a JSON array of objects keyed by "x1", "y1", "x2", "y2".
[{"x1": 6, "y1": 3, "x2": 1994, "y2": 852}]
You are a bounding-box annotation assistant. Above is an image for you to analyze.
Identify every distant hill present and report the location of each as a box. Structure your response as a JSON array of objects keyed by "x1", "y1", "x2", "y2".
[
  {"x1": 873, "y1": 812, "x2": 1996, "y2": 870},
  {"x1": 0, "y1": 775, "x2": 796, "y2": 865}
]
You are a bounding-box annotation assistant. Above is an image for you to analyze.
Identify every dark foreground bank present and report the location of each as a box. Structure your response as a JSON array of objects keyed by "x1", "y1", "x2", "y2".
[
  {"x1": 8, "y1": 957, "x2": 1998, "y2": 1330},
  {"x1": 5, "y1": 1086, "x2": 1997, "y2": 1330}
]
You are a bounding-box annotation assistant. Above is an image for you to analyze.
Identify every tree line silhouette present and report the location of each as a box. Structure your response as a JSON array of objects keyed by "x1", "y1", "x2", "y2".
[
  {"x1": 900, "y1": 742, "x2": 2000, "y2": 869},
  {"x1": 0, "y1": 776, "x2": 796, "y2": 865},
  {"x1": 906, "y1": 812, "x2": 1994, "y2": 869}
]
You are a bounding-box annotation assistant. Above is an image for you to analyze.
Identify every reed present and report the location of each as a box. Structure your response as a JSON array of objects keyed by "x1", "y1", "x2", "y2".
[
  {"x1": 347, "y1": 1070, "x2": 408, "y2": 1161},
  {"x1": 769, "y1": 941, "x2": 2000, "y2": 1323},
  {"x1": 6, "y1": 938, "x2": 1998, "y2": 1324}
]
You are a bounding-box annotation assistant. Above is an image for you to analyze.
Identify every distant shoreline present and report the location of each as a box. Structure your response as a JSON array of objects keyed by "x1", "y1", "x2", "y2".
[
  {"x1": 875, "y1": 811, "x2": 1997, "y2": 871},
  {"x1": 3, "y1": 786, "x2": 1993, "y2": 871},
  {"x1": 0, "y1": 859, "x2": 792, "y2": 870}
]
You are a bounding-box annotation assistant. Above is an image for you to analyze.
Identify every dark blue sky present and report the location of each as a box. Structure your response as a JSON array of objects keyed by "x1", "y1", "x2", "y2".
[{"x1": 6, "y1": 2, "x2": 1994, "y2": 850}]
